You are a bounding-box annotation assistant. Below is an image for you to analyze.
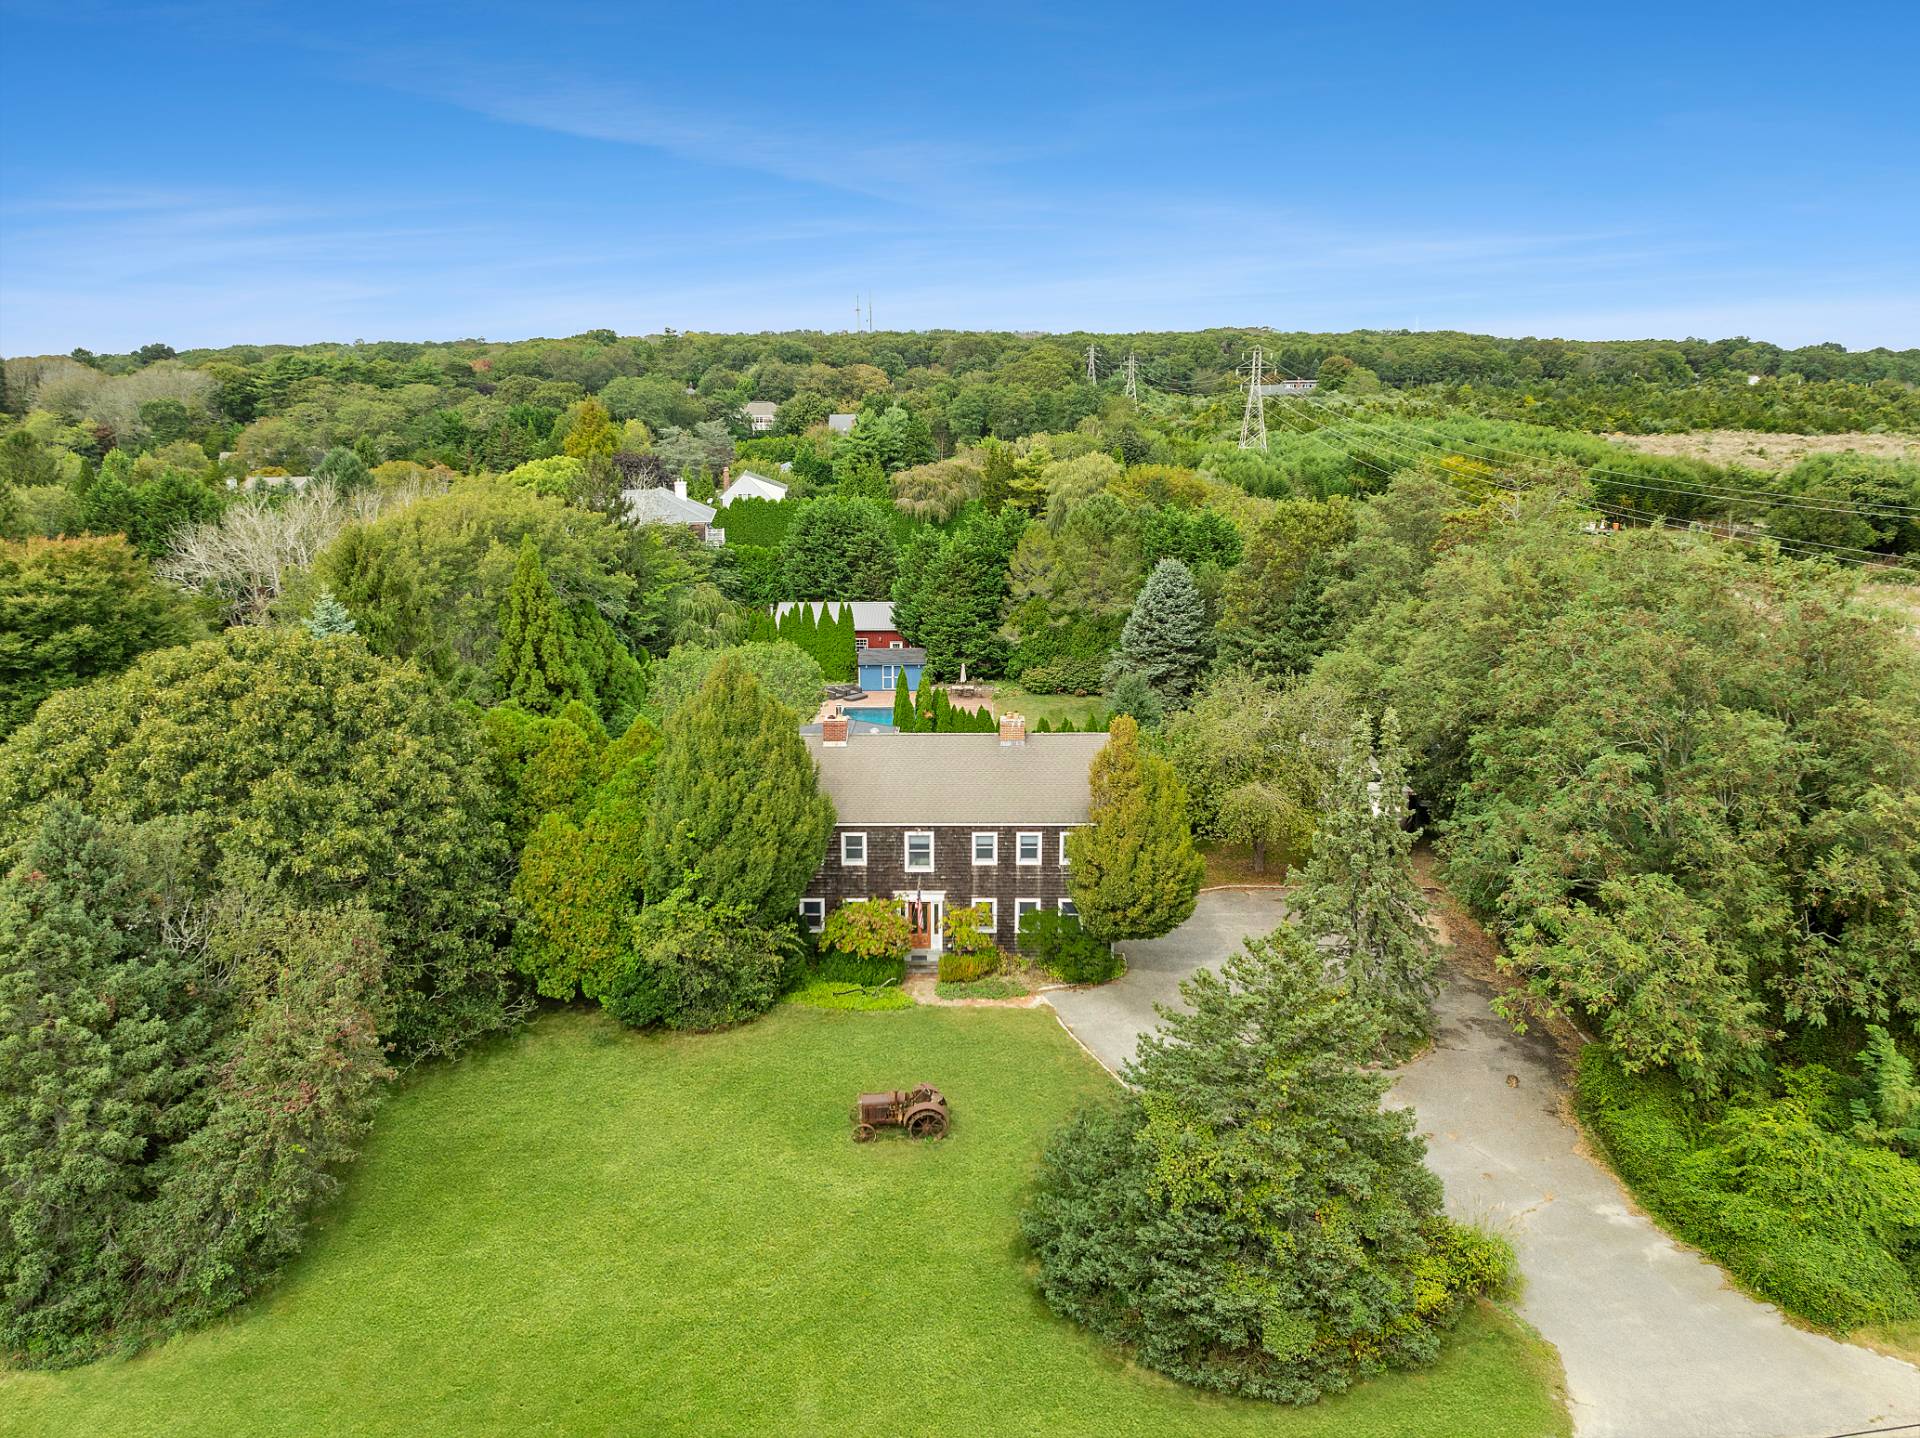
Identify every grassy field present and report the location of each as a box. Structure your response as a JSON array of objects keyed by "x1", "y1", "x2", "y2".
[
  {"x1": 1602, "y1": 429, "x2": 1920, "y2": 470},
  {"x1": 2, "y1": 1005, "x2": 1568, "y2": 1438}
]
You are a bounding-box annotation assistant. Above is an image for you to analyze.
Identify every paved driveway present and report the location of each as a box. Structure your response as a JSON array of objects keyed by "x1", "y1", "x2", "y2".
[{"x1": 1044, "y1": 888, "x2": 1920, "y2": 1438}]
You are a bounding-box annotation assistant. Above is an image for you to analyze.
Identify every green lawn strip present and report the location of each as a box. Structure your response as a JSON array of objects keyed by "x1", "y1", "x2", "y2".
[
  {"x1": 985, "y1": 682, "x2": 1107, "y2": 730},
  {"x1": 785, "y1": 977, "x2": 914, "y2": 1010},
  {"x1": 936, "y1": 977, "x2": 1031, "y2": 1000},
  {"x1": 2, "y1": 1006, "x2": 1567, "y2": 1438}
]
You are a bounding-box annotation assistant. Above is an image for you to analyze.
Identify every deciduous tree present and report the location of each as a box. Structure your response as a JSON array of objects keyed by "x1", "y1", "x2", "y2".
[{"x1": 0, "y1": 535, "x2": 202, "y2": 735}]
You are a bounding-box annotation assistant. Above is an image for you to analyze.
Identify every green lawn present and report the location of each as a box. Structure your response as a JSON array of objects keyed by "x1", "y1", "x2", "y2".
[
  {"x1": 2, "y1": 1005, "x2": 1567, "y2": 1438},
  {"x1": 982, "y1": 681, "x2": 1108, "y2": 730}
]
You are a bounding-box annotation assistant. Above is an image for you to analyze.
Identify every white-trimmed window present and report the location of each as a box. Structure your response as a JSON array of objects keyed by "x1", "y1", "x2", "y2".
[
  {"x1": 1059, "y1": 830, "x2": 1073, "y2": 866},
  {"x1": 1058, "y1": 897, "x2": 1078, "y2": 919},
  {"x1": 880, "y1": 664, "x2": 900, "y2": 690},
  {"x1": 972, "y1": 831, "x2": 998, "y2": 866},
  {"x1": 855, "y1": 637, "x2": 869, "y2": 650},
  {"x1": 798, "y1": 897, "x2": 825, "y2": 932},
  {"x1": 972, "y1": 897, "x2": 997, "y2": 932},
  {"x1": 841, "y1": 831, "x2": 867, "y2": 866},
  {"x1": 1016, "y1": 831, "x2": 1042, "y2": 865},
  {"x1": 1015, "y1": 897, "x2": 1042, "y2": 933},
  {"x1": 904, "y1": 831, "x2": 934, "y2": 872}
]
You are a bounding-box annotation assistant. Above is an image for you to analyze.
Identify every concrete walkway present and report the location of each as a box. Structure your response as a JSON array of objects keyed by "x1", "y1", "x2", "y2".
[{"x1": 1044, "y1": 888, "x2": 1920, "y2": 1438}]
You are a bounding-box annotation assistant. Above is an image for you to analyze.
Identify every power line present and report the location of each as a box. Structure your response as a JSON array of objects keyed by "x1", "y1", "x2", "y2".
[
  {"x1": 1086, "y1": 344, "x2": 1099, "y2": 384},
  {"x1": 1123, "y1": 351, "x2": 1139, "y2": 405},
  {"x1": 1239, "y1": 347, "x2": 1268, "y2": 451}
]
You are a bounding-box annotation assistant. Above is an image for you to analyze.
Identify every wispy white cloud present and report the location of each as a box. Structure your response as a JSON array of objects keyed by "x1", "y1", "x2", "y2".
[{"x1": 381, "y1": 57, "x2": 1037, "y2": 208}]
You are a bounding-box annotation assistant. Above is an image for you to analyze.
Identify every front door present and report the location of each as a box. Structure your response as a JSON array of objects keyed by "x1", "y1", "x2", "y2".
[{"x1": 898, "y1": 894, "x2": 944, "y2": 956}]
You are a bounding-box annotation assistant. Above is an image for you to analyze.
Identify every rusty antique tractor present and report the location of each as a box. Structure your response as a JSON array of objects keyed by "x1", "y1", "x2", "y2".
[{"x1": 851, "y1": 1084, "x2": 950, "y2": 1141}]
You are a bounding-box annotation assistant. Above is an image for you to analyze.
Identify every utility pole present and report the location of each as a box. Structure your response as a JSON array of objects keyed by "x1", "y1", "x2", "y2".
[
  {"x1": 1239, "y1": 347, "x2": 1268, "y2": 451},
  {"x1": 1123, "y1": 351, "x2": 1139, "y2": 404},
  {"x1": 866, "y1": 293, "x2": 873, "y2": 331},
  {"x1": 1085, "y1": 343, "x2": 1099, "y2": 384}
]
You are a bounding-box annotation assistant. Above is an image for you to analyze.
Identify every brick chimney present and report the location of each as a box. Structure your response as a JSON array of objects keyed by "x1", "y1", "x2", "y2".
[
  {"x1": 997, "y1": 712, "x2": 1026, "y2": 747},
  {"x1": 822, "y1": 714, "x2": 849, "y2": 747}
]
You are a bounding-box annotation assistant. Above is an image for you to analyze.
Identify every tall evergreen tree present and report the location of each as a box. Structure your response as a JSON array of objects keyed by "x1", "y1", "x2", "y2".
[
  {"x1": 641, "y1": 656, "x2": 835, "y2": 924},
  {"x1": 1113, "y1": 557, "x2": 1211, "y2": 700},
  {"x1": 828, "y1": 603, "x2": 856, "y2": 681},
  {"x1": 1066, "y1": 715, "x2": 1204, "y2": 941},
  {"x1": 891, "y1": 679, "x2": 917, "y2": 732},
  {"x1": 893, "y1": 513, "x2": 1020, "y2": 682},
  {"x1": 493, "y1": 536, "x2": 590, "y2": 715},
  {"x1": 1021, "y1": 924, "x2": 1506, "y2": 1402},
  {"x1": 0, "y1": 803, "x2": 216, "y2": 1362},
  {"x1": 1294, "y1": 708, "x2": 1437, "y2": 1049}
]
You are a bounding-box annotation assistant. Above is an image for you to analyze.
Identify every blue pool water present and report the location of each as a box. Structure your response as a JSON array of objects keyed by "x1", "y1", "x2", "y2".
[{"x1": 843, "y1": 706, "x2": 897, "y2": 726}]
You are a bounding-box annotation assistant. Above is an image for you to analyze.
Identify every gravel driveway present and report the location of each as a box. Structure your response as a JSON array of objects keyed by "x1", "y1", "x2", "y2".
[{"x1": 1044, "y1": 887, "x2": 1920, "y2": 1438}]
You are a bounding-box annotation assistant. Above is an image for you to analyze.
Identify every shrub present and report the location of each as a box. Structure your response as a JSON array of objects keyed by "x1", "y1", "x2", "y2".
[
  {"x1": 816, "y1": 950, "x2": 907, "y2": 987},
  {"x1": 595, "y1": 885, "x2": 795, "y2": 1032},
  {"x1": 938, "y1": 903, "x2": 1002, "y2": 982},
  {"x1": 818, "y1": 897, "x2": 911, "y2": 982},
  {"x1": 1577, "y1": 1046, "x2": 1920, "y2": 1331},
  {"x1": 1019, "y1": 907, "x2": 1122, "y2": 984},
  {"x1": 1012, "y1": 657, "x2": 1107, "y2": 695}
]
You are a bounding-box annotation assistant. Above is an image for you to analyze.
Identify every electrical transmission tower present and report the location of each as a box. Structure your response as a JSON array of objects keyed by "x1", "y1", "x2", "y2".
[
  {"x1": 1086, "y1": 344, "x2": 1099, "y2": 384},
  {"x1": 1239, "y1": 347, "x2": 1268, "y2": 451},
  {"x1": 1123, "y1": 351, "x2": 1139, "y2": 403}
]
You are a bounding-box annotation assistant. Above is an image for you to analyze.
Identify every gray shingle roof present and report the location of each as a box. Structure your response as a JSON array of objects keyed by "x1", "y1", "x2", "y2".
[
  {"x1": 854, "y1": 647, "x2": 925, "y2": 666},
  {"x1": 804, "y1": 732, "x2": 1106, "y2": 825},
  {"x1": 622, "y1": 487, "x2": 715, "y2": 525}
]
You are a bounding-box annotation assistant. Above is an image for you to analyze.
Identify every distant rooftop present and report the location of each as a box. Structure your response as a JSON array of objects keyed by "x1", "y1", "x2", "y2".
[
  {"x1": 775, "y1": 600, "x2": 895, "y2": 631},
  {"x1": 622, "y1": 486, "x2": 715, "y2": 525}
]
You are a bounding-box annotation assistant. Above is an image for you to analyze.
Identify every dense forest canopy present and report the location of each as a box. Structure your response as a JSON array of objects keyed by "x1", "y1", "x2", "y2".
[{"x1": 2, "y1": 319, "x2": 1917, "y2": 1367}]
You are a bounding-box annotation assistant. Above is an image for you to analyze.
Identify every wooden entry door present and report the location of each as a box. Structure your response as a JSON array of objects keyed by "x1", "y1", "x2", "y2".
[
  {"x1": 906, "y1": 899, "x2": 933, "y2": 948},
  {"x1": 903, "y1": 898, "x2": 942, "y2": 950}
]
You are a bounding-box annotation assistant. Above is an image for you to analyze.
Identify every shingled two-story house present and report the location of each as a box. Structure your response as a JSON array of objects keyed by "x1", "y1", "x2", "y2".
[{"x1": 798, "y1": 714, "x2": 1105, "y2": 964}]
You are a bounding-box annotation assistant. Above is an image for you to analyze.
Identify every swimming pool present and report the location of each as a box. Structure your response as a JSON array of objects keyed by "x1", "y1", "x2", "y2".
[{"x1": 842, "y1": 706, "x2": 897, "y2": 726}]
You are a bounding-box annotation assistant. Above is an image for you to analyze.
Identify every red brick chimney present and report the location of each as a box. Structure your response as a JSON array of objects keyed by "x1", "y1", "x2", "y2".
[
  {"x1": 822, "y1": 714, "x2": 849, "y2": 747},
  {"x1": 997, "y1": 712, "x2": 1026, "y2": 747}
]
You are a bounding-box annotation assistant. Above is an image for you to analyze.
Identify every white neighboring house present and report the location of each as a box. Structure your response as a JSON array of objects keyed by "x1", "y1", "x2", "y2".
[
  {"x1": 622, "y1": 479, "x2": 723, "y2": 546},
  {"x1": 826, "y1": 412, "x2": 857, "y2": 434},
  {"x1": 718, "y1": 469, "x2": 789, "y2": 507},
  {"x1": 741, "y1": 400, "x2": 779, "y2": 433}
]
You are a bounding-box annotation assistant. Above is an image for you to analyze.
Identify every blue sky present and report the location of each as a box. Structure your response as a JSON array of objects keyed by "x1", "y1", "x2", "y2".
[{"x1": 2, "y1": 1, "x2": 1916, "y2": 354}]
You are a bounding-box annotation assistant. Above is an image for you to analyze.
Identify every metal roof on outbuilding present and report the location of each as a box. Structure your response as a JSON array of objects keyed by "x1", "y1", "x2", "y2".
[
  {"x1": 774, "y1": 600, "x2": 896, "y2": 631},
  {"x1": 803, "y1": 731, "x2": 1106, "y2": 826}
]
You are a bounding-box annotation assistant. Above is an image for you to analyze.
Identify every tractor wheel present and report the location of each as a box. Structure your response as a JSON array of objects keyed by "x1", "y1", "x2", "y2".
[
  {"x1": 853, "y1": 1123, "x2": 876, "y2": 1143},
  {"x1": 907, "y1": 1109, "x2": 948, "y2": 1140}
]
